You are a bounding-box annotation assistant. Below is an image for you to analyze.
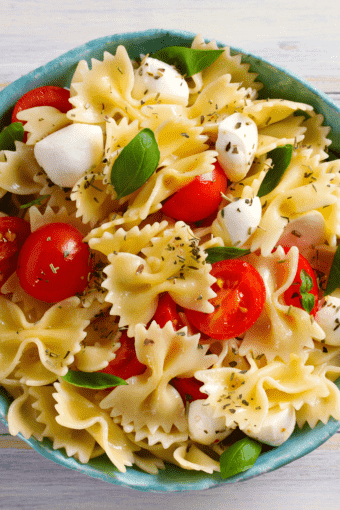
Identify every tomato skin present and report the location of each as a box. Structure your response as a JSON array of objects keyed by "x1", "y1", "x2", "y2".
[
  {"x1": 0, "y1": 217, "x2": 31, "y2": 290},
  {"x1": 171, "y1": 376, "x2": 207, "y2": 404},
  {"x1": 184, "y1": 259, "x2": 266, "y2": 340},
  {"x1": 152, "y1": 292, "x2": 184, "y2": 330},
  {"x1": 11, "y1": 86, "x2": 72, "y2": 124},
  {"x1": 162, "y1": 161, "x2": 228, "y2": 222},
  {"x1": 100, "y1": 331, "x2": 146, "y2": 380},
  {"x1": 17, "y1": 222, "x2": 91, "y2": 303},
  {"x1": 283, "y1": 248, "x2": 318, "y2": 316}
]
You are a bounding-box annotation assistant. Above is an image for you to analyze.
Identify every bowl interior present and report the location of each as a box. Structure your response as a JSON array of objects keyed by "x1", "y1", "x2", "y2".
[{"x1": 0, "y1": 28, "x2": 339, "y2": 492}]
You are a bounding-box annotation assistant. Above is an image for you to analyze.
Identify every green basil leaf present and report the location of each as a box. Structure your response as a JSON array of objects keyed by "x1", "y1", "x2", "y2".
[
  {"x1": 61, "y1": 369, "x2": 127, "y2": 389},
  {"x1": 111, "y1": 128, "x2": 160, "y2": 200},
  {"x1": 324, "y1": 243, "x2": 340, "y2": 296},
  {"x1": 19, "y1": 194, "x2": 51, "y2": 209},
  {"x1": 293, "y1": 109, "x2": 312, "y2": 120},
  {"x1": 220, "y1": 437, "x2": 262, "y2": 479},
  {"x1": 205, "y1": 246, "x2": 251, "y2": 264},
  {"x1": 0, "y1": 122, "x2": 24, "y2": 151},
  {"x1": 300, "y1": 269, "x2": 313, "y2": 293},
  {"x1": 152, "y1": 47, "x2": 224, "y2": 77},
  {"x1": 300, "y1": 292, "x2": 315, "y2": 315},
  {"x1": 257, "y1": 144, "x2": 294, "y2": 198}
]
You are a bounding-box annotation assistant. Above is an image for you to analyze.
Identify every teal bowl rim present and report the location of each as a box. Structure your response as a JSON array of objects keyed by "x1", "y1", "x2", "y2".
[{"x1": 0, "y1": 28, "x2": 340, "y2": 492}]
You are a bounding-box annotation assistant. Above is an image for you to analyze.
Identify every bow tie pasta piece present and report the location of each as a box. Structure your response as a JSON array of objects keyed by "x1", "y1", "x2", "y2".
[
  {"x1": 256, "y1": 115, "x2": 307, "y2": 158},
  {"x1": 102, "y1": 222, "x2": 216, "y2": 335},
  {"x1": 67, "y1": 46, "x2": 144, "y2": 125},
  {"x1": 0, "y1": 142, "x2": 43, "y2": 195},
  {"x1": 299, "y1": 111, "x2": 332, "y2": 160},
  {"x1": 140, "y1": 104, "x2": 187, "y2": 132},
  {"x1": 195, "y1": 354, "x2": 340, "y2": 435},
  {"x1": 239, "y1": 247, "x2": 325, "y2": 363},
  {"x1": 7, "y1": 385, "x2": 100, "y2": 463},
  {"x1": 16, "y1": 106, "x2": 72, "y2": 146},
  {"x1": 28, "y1": 205, "x2": 90, "y2": 236},
  {"x1": 0, "y1": 296, "x2": 90, "y2": 385},
  {"x1": 191, "y1": 34, "x2": 262, "y2": 94},
  {"x1": 88, "y1": 221, "x2": 168, "y2": 257},
  {"x1": 243, "y1": 99, "x2": 313, "y2": 129},
  {"x1": 53, "y1": 380, "x2": 138, "y2": 472},
  {"x1": 251, "y1": 151, "x2": 338, "y2": 255},
  {"x1": 100, "y1": 321, "x2": 217, "y2": 446}
]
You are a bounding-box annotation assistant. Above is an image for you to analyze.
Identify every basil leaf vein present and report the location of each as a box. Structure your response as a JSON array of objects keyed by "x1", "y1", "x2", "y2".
[
  {"x1": 257, "y1": 144, "x2": 294, "y2": 198},
  {"x1": 0, "y1": 122, "x2": 24, "y2": 151},
  {"x1": 324, "y1": 243, "x2": 340, "y2": 296},
  {"x1": 205, "y1": 246, "x2": 251, "y2": 264},
  {"x1": 110, "y1": 128, "x2": 160, "y2": 200},
  {"x1": 220, "y1": 437, "x2": 262, "y2": 479},
  {"x1": 62, "y1": 369, "x2": 127, "y2": 389},
  {"x1": 152, "y1": 47, "x2": 224, "y2": 77}
]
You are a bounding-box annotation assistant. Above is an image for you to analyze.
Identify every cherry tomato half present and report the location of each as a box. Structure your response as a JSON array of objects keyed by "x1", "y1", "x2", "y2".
[
  {"x1": 11, "y1": 86, "x2": 72, "y2": 124},
  {"x1": 151, "y1": 292, "x2": 184, "y2": 330},
  {"x1": 162, "y1": 161, "x2": 228, "y2": 223},
  {"x1": 0, "y1": 217, "x2": 31, "y2": 290},
  {"x1": 17, "y1": 222, "x2": 92, "y2": 303},
  {"x1": 184, "y1": 259, "x2": 266, "y2": 340},
  {"x1": 171, "y1": 376, "x2": 207, "y2": 404},
  {"x1": 283, "y1": 248, "x2": 318, "y2": 316},
  {"x1": 100, "y1": 331, "x2": 146, "y2": 380}
]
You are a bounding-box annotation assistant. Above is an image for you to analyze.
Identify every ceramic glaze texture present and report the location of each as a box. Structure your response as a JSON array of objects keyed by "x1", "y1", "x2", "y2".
[{"x1": 0, "y1": 29, "x2": 339, "y2": 492}]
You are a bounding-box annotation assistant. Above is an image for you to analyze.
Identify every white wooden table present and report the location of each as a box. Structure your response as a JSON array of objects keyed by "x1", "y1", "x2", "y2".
[{"x1": 1, "y1": 1, "x2": 340, "y2": 509}]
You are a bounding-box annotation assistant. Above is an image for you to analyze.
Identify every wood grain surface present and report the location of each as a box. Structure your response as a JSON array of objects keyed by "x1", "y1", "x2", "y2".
[{"x1": 1, "y1": 1, "x2": 340, "y2": 509}]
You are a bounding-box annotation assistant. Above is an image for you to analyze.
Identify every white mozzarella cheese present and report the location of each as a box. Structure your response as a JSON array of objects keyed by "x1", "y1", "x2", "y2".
[
  {"x1": 278, "y1": 211, "x2": 327, "y2": 253},
  {"x1": 188, "y1": 399, "x2": 234, "y2": 445},
  {"x1": 316, "y1": 295, "x2": 340, "y2": 346},
  {"x1": 214, "y1": 196, "x2": 262, "y2": 247},
  {"x1": 132, "y1": 57, "x2": 189, "y2": 106},
  {"x1": 244, "y1": 407, "x2": 296, "y2": 446},
  {"x1": 34, "y1": 123, "x2": 104, "y2": 188},
  {"x1": 216, "y1": 113, "x2": 258, "y2": 181}
]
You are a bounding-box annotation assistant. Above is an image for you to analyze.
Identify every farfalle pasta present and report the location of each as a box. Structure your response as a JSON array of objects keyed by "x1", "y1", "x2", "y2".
[{"x1": 1, "y1": 33, "x2": 340, "y2": 480}]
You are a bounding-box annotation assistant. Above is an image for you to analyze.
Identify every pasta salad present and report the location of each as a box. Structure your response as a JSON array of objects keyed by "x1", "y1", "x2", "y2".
[{"x1": 1, "y1": 33, "x2": 340, "y2": 478}]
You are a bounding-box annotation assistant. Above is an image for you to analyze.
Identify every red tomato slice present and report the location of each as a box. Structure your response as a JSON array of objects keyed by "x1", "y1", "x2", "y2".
[
  {"x1": 184, "y1": 259, "x2": 266, "y2": 340},
  {"x1": 171, "y1": 376, "x2": 207, "y2": 404},
  {"x1": 162, "y1": 161, "x2": 228, "y2": 223},
  {"x1": 100, "y1": 331, "x2": 146, "y2": 380},
  {"x1": 11, "y1": 86, "x2": 72, "y2": 124},
  {"x1": 283, "y1": 248, "x2": 318, "y2": 316},
  {"x1": 17, "y1": 222, "x2": 92, "y2": 303},
  {"x1": 151, "y1": 292, "x2": 185, "y2": 330},
  {"x1": 0, "y1": 217, "x2": 31, "y2": 290}
]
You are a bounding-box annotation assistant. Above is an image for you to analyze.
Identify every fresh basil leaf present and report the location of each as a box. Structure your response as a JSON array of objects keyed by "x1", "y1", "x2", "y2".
[
  {"x1": 300, "y1": 269, "x2": 313, "y2": 294},
  {"x1": 293, "y1": 109, "x2": 312, "y2": 120},
  {"x1": 62, "y1": 369, "x2": 127, "y2": 389},
  {"x1": 324, "y1": 243, "x2": 340, "y2": 296},
  {"x1": 152, "y1": 46, "x2": 224, "y2": 77},
  {"x1": 19, "y1": 194, "x2": 51, "y2": 209},
  {"x1": 111, "y1": 128, "x2": 160, "y2": 200},
  {"x1": 257, "y1": 144, "x2": 294, "y2": 198},
  {"x1": 0, "y1": 122, "x2": 24, "y2": 151},
  {"x1": 220, "y1": 437, "x2": 262, "y2": 479},
  {"x1": 205, "y1": 246, "x2": 251, "y2": 264},
  {"x1": 300, "y1": 292, "x2": 315, "y2": 315}
]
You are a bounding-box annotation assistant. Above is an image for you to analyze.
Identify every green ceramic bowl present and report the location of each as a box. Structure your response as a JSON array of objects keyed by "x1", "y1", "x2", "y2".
[{"x1": 0, "y1": 29, "x2": 339, "y2": 492}]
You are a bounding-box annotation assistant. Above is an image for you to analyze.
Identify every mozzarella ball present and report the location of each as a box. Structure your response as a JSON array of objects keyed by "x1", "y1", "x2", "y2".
[
  {"x1": 212, "y1": 196, "x2": 262, "y2": 247},
  {"x1": 34, "y1": 123, "x2": 104, "y2": 188},
  {"x1": 316, "y1": 295, "x2": 340, "y2": 346},
  {"x1": 244, "y1": 407, "x2": 296, "y2": 446},
  {"x1": 132, "y1": 57, "x2": 189, "y2": 106},
  {"x1": 188, "y1": 399, "x2": 235, "y2": 445},
  {"x1": 216, "y1": 113, "x2": 258, "y2": 181}
]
